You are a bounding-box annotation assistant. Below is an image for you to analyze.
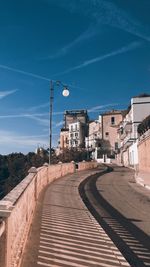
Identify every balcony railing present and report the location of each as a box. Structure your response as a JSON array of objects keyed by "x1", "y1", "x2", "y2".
[
  {"x1": 121, "y1": 132, "x2": 137, "y2": 149},
  {"x1": 123, "y1": 121, "x2": 132, "y2": 132}
]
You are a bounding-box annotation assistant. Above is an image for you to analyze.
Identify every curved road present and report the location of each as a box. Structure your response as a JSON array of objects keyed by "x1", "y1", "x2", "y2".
[
  {"x1": 80, "y1": 166, "x2": 150, "y2": 267},
  {"x1": 21, "y1": 167, "x2": 130, "y2": 267},
  {"x1": 21, "y1": 166, "x2": 150, "y2": 267}
]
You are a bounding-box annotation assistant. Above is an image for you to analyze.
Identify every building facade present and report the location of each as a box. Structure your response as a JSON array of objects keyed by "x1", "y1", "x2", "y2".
[
  {"x1": 118, "y1": 95, "x2": 150, "y2": 168},
  {"x1": 64, "y1": 110, "x2": 89, "y2": 128},
  {"x1": 59, "y1": 128, "x2": 69, "y2": 150},
  {"x1": 68, "y1": 121, "x2": 86, "y2": 148},
  {"x1": 100, "y1": 110, "x2": 123, "y2": 154},
  {"x1": 85, "y1": 120, "x2": 102, "y2": 150}
]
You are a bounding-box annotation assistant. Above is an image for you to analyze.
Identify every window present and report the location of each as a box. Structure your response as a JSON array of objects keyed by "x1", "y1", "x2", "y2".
[
  {"x1": 70, "y1": 133, "x2": 73, "y2": 138},
  {"x1": 65, "y1": 138, "x2": 69, "y2": 144},
  {"x1": 105, "y1": 132, "x2": 109, "y2": 137},
  {"x1": 75, "y1": 133, "x2": 78, "y2": 137},
  {"x1": 115, "y1": 142, "x2": 118, "y2": 150},
  {"x1": 111, "y1": 117, "x2": 115, "y2": 125},
  {"x1": 71, "y1": 125, "x2": 73, "y2": 131}
]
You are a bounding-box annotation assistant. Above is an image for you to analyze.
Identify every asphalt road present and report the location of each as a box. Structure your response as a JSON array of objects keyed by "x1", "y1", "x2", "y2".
[
  {"x1": 96, "y1": 166, "x2": 150, "y2": 235},
  {"x1": 79, "y1": 166, "x2": 150, "y2": 267}
]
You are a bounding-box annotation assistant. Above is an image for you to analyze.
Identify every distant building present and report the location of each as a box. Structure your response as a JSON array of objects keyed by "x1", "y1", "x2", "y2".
[
  {"x1": 59, "y1": 128, "x2": 69, "y2": 150},
  {"x1": 58, "y1": 109, "x2": 89, "y2": 150},
  {"x1": 100, "y1": 110, "x2": 124, "y2": 154},
  {"x1": 85, "y1": 120, "x2": 102, "y2": 150},
  {"x1": 64, "y1": 110, "x2": 89, "y2": 128},
  {"x1": 35, "y1": 146, "x2": 47, "y2": 157},
  {"x1": 68, "y1": 121, "x2": 86, "y2": 148}
]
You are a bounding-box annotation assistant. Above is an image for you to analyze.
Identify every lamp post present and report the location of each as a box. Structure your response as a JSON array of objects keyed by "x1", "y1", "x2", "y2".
[{"x1": 49, "y1": 80, "x2": 69, "y2": 165}]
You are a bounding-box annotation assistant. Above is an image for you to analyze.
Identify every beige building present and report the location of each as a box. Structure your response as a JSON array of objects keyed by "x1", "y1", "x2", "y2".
[
  {"x1": 64, "y1": 110, "x2": 89, "y2": 128},
  {"x1": 59, "y1": 128, "x2": 69, "y2": 150},
  {"x1": 100, "y1": 110, "x2": 123, "y2": 154}
]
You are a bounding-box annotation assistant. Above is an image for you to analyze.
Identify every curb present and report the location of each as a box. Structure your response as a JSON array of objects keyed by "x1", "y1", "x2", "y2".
[{"x1": 135, "y1": 177, "x2": 150, "y2": 190}]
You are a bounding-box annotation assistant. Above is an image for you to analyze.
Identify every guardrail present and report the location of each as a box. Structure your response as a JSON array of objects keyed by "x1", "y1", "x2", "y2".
[{"x1": 0, "y1": 161, "x2": 97, "y2": 267}]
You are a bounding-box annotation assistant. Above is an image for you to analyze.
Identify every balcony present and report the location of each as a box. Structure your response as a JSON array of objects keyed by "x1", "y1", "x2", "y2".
[
  {"x1": 121, "y1": 132, "x2": 137, "y2": 149},
  {"x1": 123, "y1": 121, "x2": 132, "y2": 132}
]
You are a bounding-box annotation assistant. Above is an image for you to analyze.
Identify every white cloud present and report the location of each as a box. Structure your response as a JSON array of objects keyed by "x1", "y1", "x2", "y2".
[
  {"x1": 0, "y1": 112, "x2": 50, "y2": 128},
  {"x1": 0, "y1": 130, "x2": 48, "y2": 151},
  {"x1": 0, "y1": 89, "x2": 18, "y2": 99},
  {"x1": 28, "y1": 102, "x2": 49, "y2": 112},
  {"x1": 55, "y1": 121, "x2": 64, "y2": 127},
  {"x1": 29, "y1": 115, "x2": 50, "y2": 127},
  {"x1": 0, "y1": 113, "x2": 49, "y2": 119},
  {"x1": 88, "y1": 103, "x2": 119, "y2": 113}
]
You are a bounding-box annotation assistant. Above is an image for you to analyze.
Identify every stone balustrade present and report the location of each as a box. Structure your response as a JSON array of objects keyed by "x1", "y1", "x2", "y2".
[{"x1": 0, "y1": 161, "x2": 97, "y2": 267}]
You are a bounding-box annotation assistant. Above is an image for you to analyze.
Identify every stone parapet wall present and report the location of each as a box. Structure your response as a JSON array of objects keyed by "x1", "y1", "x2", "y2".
[
  {"x1": 0, "y1": 162, "x2": 75, "y2": 267},
  {"x1": 78, "y1": 161, "x2": 98, "y2": 171},
  {"x1": 0, "y1": 161, "x2": 96, "y2": 267}
]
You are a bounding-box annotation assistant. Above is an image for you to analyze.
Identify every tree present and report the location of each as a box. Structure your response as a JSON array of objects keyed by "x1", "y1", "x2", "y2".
[
  {"x1": 57, "y1": 148, "x2": 87, "y2": 163},
  {"x1": 0, "y1": 151, "x2": 50, "y2": 198}
]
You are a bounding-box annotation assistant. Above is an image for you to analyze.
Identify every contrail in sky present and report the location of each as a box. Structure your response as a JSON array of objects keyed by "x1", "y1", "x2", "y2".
[
  {"x1": 53, "y1": 41, "x2": 141, "y2": 76},
  {"x1": 0, "y1": 64, "x2": 50, "y2": 81},
  {"x1": 0, "y1": 89, "x2": 18, "y2": 99},
  {"x1": 44, "y1": 0, "x2": 149, "y2": 60},
  {"x1": 0, "y1": 64, "x2": 85, "y2": 91}
]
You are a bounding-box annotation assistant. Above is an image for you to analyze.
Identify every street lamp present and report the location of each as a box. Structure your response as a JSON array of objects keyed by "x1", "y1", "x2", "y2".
[{"x1": 49, "y1": 80, "x2": 69, "y2": 165}]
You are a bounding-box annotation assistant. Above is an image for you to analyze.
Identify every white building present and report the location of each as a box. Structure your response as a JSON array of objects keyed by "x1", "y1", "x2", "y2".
[
  {"x1": 118, "y1": 95, "x2": 150, "y2": 168},
  {"x1": 85, "y1": 120, "x2": 101, "y2": 150},
  {"x1": 68, "y1": 121, "x2": 86, "y2": 148}
]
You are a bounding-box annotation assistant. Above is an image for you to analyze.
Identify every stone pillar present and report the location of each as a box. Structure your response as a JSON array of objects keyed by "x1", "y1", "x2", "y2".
[
  {"x1": 0, "y1": 201, "x2": 13, "y2": 267},
  {"x1": 28, "y1": 167, "x2": 38, "y2": 201}
]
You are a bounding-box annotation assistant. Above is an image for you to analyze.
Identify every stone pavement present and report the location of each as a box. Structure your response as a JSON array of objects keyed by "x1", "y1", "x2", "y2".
[{"x1": 21, "y1": 169, "x2": 130, "y2": 267}]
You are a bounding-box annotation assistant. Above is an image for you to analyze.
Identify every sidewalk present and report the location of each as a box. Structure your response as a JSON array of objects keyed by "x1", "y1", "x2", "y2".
[
  {"x1": 135, "y1": 171, "x2": 150, "y2": 190},
  {"x1": 21, "y1": 169, "x2": 130, "y2": 267}
]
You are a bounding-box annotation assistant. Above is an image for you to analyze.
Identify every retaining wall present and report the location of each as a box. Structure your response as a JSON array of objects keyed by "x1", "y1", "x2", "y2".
[
  {"x1": 0, "y1": 161, "x2": 96, "y2": 267},
  {"x1": 136, "y1": 130, "x2": 150, "y2": 187},
  {"x1": 78, "y1": 161, "x2": 97, "y2": 171},
  {"x1": 138, "y1": 129, "x2": 150, "y2": 173}
]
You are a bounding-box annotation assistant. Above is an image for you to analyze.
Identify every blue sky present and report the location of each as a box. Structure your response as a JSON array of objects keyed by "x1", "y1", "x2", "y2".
[{"x1": 0, "y1": 0, "x2": 150, "y2": 154}]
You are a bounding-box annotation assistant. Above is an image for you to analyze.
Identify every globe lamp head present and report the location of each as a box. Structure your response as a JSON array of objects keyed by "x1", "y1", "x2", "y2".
[{"x1": 62, "y1": 88, "x2": 69, "y2": 97}]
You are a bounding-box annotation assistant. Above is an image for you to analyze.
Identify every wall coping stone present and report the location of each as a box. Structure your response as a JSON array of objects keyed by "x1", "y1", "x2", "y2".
[
  {"x1": 138, "y1": 129, "x2": 150, "y2": 145},
  {"x1": 1, "y1": 172, "x2": 36, "y2": 206},
  {"x1": 0, "y1": 201, "x2": 13, "y2": 210},
  {"x1": 43, "y1": 163, "x2": 49, "y2": 166},
  {"x1": 28, "y1": 167, "x2": 37, "y2": 173}
]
